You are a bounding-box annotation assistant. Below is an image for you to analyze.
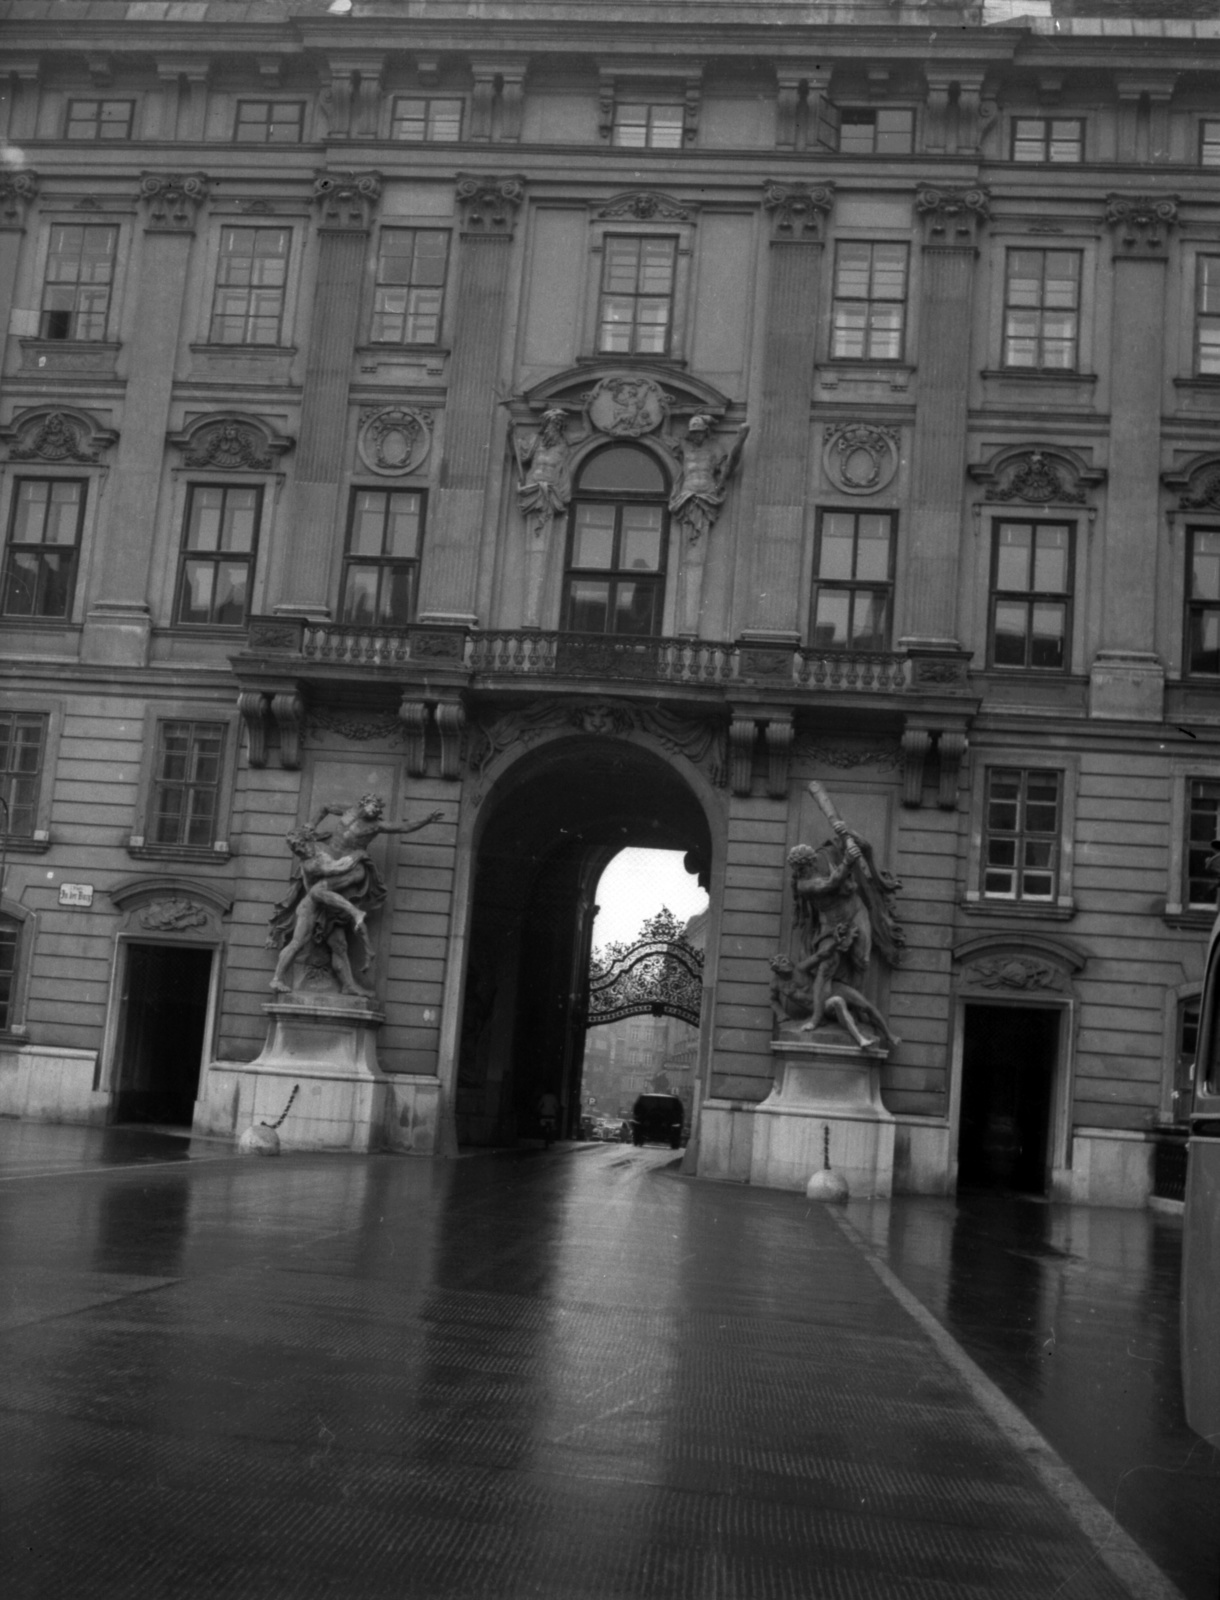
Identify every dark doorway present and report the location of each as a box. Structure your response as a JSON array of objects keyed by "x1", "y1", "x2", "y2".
[
  {"x1": 958, "y1": 1004, "x2": 1059, "y2": 1194},
  {"x1": 456, "y1": 739, "x2": 711, "y2": 1148},
  {"x1": 114, "y1": 943, "x2": 213, "y2": 1126}
]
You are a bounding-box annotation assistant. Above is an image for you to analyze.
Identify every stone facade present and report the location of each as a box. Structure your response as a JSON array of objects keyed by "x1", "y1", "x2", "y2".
[{"x1": 0, "y1": 0, "x2": 1216, "y2": 1203}]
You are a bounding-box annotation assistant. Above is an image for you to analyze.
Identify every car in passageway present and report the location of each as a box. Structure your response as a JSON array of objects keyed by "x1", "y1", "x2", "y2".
[{"x1": 630, "y1": 1093, "x2": 685, "y2": 1150}]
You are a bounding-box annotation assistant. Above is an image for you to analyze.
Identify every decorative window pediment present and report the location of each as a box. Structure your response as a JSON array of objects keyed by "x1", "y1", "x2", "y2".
[
  {"x1": 952, "y1": 931, "x2": 1085, "y2": 994},
  {"x1": 0, "y1": 405, "x2": 117, "y2": 464},
  {"x1": 968, "y1": 444, "x2": 1104, "y2": 507},
  {"x1": 595, "y1": 191, "x2": 694, "y2": 223},
  {"x1": 167, "y1": 412, "x2": 294, "y2": 472},
  {"x1": 1163, "y1": 452, "x2": 1220, "y2": 512},
  {"x1": 107, "y1": 873, "x2": 233, "y2": 937},
  {"x1": 519, "y1": 364, "x2": 734, "y2": 440}
]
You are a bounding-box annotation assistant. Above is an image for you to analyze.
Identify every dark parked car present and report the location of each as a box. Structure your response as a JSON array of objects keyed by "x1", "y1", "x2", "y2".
[{"x1": 630, "y1": 1093, "x2": 684, "y2": 1150}]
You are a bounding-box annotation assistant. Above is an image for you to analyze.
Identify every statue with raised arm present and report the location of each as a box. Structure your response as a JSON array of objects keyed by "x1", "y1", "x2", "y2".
[
  {"x1": 664, "y1": 413, "x2": 749, "y2": 543},
  {"x1": 514, "y1": 408, "x2": 580, "y2": 538},
  {"x1": 267, "y1": 795, "x2": 443, "y2": 998}
]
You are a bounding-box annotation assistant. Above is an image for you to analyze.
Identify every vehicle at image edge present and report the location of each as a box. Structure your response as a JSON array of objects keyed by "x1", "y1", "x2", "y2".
[
  {"x1": 1182, "y1": 901, "x2": 1220, "y2": 1444},
  {"x1": 629, "y1": 1093, "x2": 685, "y2": 1150}
]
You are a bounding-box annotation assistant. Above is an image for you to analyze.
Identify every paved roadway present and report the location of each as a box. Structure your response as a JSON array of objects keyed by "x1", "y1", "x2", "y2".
[{"x1": 0, "y1": 1123, "x2": 1215, "y2": 1600}]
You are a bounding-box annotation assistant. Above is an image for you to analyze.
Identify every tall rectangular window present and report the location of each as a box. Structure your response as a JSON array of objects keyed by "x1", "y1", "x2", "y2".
[
  {"x1": 0, "y1": 712, "x2": 47, "y2": 837},
  {"x1": 1003, "y1": 249, "x2": 1081, "y2": 370},
  {"x1": 65, "y1": 99, "x2": 133, "y2": 140},
  {"x1": 390, "y1": 97, "x2": 463, "y2": 142},
  {"x1": 989, "y1": 520, "x2": 1072, "y2": 671},
  {"x1": 234, "y1": 101, "x2": 304, "y2": 143},
  {"x1": 208, "y1": 227, "x2": 289, "y2": 346},
  {"x1": 1186, "y1": 526, "x2": 1220, "y2": 676},
  {"x1": 564, "y1": 503, "x2": 667, "y2": 636},
  {"x1": 1012, "y1": 118, "x2": 1084, "y2": 163},
  {"x1": 150, "y1": 721, "x2": 225, "y2": 848},
  {"x1": 830, "y1": 242, "x2": 908, "y2": 361},
  {"x1": 175, "y1": 485, "x2": 260, "y2": 627},
  {"x1": 983, "y1": 768, "x2": 1062, "y2": 902},
  {"x1": 1196, "y1": 256, "x2": 1220, "y2": 376},
  {"x1": 340, "y1": 490, "x2": 423, "y2": 626},
  {"x1": 1, "y1": 479, "x2": 85, "y2": 619},
  {"x1": 39, "y1": 225, "x2": 117, "y2": 341},
  {"x1": 836, "y1": 108, "x2": 914, "y2": 155},
  {"x1": 612, "y1": 103, "x2": 685, "y2": 149},
  {"x1": 0, "y1": 921, "x2": 17, "y2": 1031},
  {"x1": 597, "y1": 236, "x2": 677, "y2": 356},
  {"x1": 811, "y1": 511, "x2": 894, "y2": 651},
  {"x1": 1187, "y1": 779, "x2": 1220, "y2": 910},
  {"x1": 371, "y1": 229, "x2": 449, "y2": 344},
  {"x1": 1201, "y1": 121, "x2": 1220, "y2": 167}
]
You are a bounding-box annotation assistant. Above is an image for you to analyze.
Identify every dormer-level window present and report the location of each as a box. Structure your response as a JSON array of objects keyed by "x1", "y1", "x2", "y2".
[
  {"x1": 391, "y1": 97, "x2": 463, "y2": 142},
  {"x1": 1012, "y1": 117, "x2": 1084, "y2": 163},
  {"x1": 612, "y1": 102, "x2": 685, "y2": 149},
  {"x1": 65, "y1": 99, "x2": 133, "y2": 140},
  {"x1": 836, "y1": 107, "x2": 914, "y2": 155}
]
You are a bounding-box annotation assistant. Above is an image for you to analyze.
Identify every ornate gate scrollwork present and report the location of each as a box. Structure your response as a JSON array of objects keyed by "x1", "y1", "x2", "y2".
[{"x1": 587, "y1": 910, "x2": 704, "y2": 1028}]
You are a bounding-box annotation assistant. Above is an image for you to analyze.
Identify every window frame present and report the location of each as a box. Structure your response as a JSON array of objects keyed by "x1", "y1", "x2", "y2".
[
  {"x1": 829, "y1": 239, "x2": 909, "y2": 363},
  {"x1": 1183, "y1": 776, "x2": 1220, "y2": 914},
  {"x1": 0, "y1": 710, "x2": 49, "y2": 843},
  {"x1": 338, "y1": 487, "x2": 426, "y2": 628},
  {"x1": 987, "y1": 517, "x2": 1076, "y2": 673},
  {"x1": 1, "y1": 476, "x2": 87, "y2": 623},
  {"x1": 1195, "y1": 254, "x2": 1220, "y2": 379},
  {"x1": 0, "y1": 693, "x2": 61, "y2": 851},
  {"x1": 64, "y1": 98, "x2": 135, "y2": 141},
  {"x1": 1184, "y1": 523, "x2": 1220, "y2": 680},
  {"x1": 809, "y1": 508, "x2": 896, "y2": 653},
  {"x1": 1010, "y1": 116, "x2": 1085, "y2": 163},
  {"x1": 389, "y1": 95, "x2": 464, "y2": 142},
  {"x1": 369, "y1": 227, "x2": 451, "y2": 347},
  {"x1": 0, "y1": 898, "x2": 35, "y2": 1039},
  {"x1": 207, "y1": 225, "x2": 291, "y2": 348},
  {"x1": 611, "y1": 101, "x2": 686, "y2": 150},
  {"x1": 582, "y1": 212, "x2": 695, "y2": 364},
  {"x1": 173, "y1": 482, "x2": 264, "y2": 631},
  {"x1": 232, "y1": 99, "x2": 306, "y2": 144},
  {"x1": 834, "y1": 106, "x2": 915, "y2": 156},
  {"x1": 127, "y1": 699, "x2": 242, "y2": 861},
  {"x1": 561, "y1": 445, "x2": 671, "y2": 638},
  {"x1": 38, "y1": 222, "x2": 118, "y2": 343},
  {"x1": 594, "y1": 233, "x2": 680, "y2": 358},
  {"x1": 964, "y1": 750, "x2": 1078, "y2": 918},
  {"x1": 980, "y1": 766, "x2": 1065, "y2": 905},
  {"x1": 1201, "y1": 119, "x2": 1220, "y2": 168},
  {"x1": 1002, "y1": 247, "x2": 1083, "y2": 373}
]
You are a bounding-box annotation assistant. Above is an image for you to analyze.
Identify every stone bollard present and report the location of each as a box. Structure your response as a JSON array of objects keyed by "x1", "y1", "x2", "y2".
[
  {"x1": 236, "y1": 1083, "x2": 299, "y2": 1156},
  {"x1": 806, "y1": 1123, "x2": 849, "y2": 1204}
]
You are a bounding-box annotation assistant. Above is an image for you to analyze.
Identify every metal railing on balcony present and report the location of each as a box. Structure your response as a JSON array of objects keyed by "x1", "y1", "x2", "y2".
[{"x1": 283, "y1": 621, "x2": 912, "y2": 692}]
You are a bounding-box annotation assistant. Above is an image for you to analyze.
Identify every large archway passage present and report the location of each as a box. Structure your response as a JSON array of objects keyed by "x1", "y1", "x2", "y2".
[{"x1": 455, "y1": 737, "x2": 713, "y2": 1147}]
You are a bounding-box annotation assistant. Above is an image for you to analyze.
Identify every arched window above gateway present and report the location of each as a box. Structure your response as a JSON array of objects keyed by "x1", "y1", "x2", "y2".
[{"x1": 563, "y1": 445, "x2": 669, "y2": 637}]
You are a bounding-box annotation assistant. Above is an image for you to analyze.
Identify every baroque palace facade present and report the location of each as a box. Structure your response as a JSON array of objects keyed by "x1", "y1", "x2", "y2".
[{"x1": 1, "y1": 0, "x2": 1219, "y2": 1204}]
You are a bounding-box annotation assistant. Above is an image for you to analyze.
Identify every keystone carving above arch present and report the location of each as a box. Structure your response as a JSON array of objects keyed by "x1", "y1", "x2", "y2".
[
  {"x1": 167, "y1": 412, "x2": 295, "y2": 472},
  {"x1": 968, "y1": 443, "x2": 1105, "y2": 507}
]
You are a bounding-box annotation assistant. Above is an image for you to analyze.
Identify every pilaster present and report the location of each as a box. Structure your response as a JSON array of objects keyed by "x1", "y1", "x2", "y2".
[
  {"x1": 900, "y1": 184, "x2": 989, "y2": 651},
  {"x1": 416, "y1": 175, "x2": 525, "y2": 626},
  {"x1": 744, "y1": 181, "x2": 833, "y2": 636},
  {"x1": 82, "y1": 173, "x2": 210, "y2": 667},
  {"x1": 0, "y1": 172, "x2": 38, "y2": 363}
]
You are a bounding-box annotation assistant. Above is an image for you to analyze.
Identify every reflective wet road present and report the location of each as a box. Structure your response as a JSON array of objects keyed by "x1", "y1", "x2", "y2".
[{"x1": 0, "y1": 1123, "x2": 1208, "y2": 1599}]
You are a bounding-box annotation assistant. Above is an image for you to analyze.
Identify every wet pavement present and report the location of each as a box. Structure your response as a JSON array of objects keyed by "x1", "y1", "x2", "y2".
[{"x1": 0, "y1": 1123, "x2": 1212, "y2": 1600}]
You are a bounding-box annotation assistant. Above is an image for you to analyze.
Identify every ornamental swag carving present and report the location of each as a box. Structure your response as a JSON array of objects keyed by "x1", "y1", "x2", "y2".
[{"x1": 4, "y1": 408, "x2": 115, "y2": 463}]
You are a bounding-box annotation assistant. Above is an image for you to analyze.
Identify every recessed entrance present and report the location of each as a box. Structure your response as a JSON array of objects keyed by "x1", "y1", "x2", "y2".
[
  {"x1": 455, "y1": 738, "x2": 712, "y2": 1146},
  {"x1": 114, "y1": 943, "x2": 213, "y2": 1126},
  {"x1": 958, "y1": 1003, "x2": 1059, "y2": 1194}
]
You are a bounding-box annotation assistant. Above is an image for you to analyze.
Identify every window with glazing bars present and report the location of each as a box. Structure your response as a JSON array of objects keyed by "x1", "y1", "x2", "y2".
[
  {"x1": 611, "y1": 103, "x2": 685, "y2": 148},
  {"x1": 1003, "y1": 250, "x2": 1081, "y2": 370},
  {"x1": 596, "y1": 236, "x2": 677, "y2": 355},
  {"x1": 175, "y1": 485, "x2": 260, "y2": 627},
  {"x1": 390, "y1": 97, "x2": 463, "y2": 141},
  {"x1": 1187, "y1": 779, "x2": 1220, "y2": 909},
  {"x1": 0, "y1": 712, "x2": 46, "y2": 837},
  {"x1": 563, "y1": 447, "x2": 669, "y2": 637},
  {"x1": 39, "y1": 225, "x2": 117, "y2": 341},
  {"x1": 234, "y1": 101, "x2": 304, "y2": 143},
  {"x1": 1, "y1": 480, "x2": 85, "y2": 619},
  {"x1": 1196, "y1": 256, "x2": 1220, "y2": 376},
  {"x1": 65, "y1": 99, "x2": 133, "y2": 140},
  {"x1": 371, "y1": 230, "x2": 449, "y2": 344},
  {"x1": 989, "y1": 520, "x2": 1073, "y2": 670},
  {"x1": 1202, "y1": 122, "x2": 1220, "y2": 166},
  {"x1": 150, "y1": 721, "x2": 225, "y2": 848},
  {"x1": 0, "y1": 923, "x2": 17, "y2": 1032},
  {"x1": 1011, "y1": 118, "x2": 1084, "y2": 162},
  {"x1": 1186, "y1": 526, "x2": 1220, "y2": 676},
  {"x1": 830, "y1": 242, "x2": 907, "y2": 361},
  {"x1": 208, "y1": 227, "x2": 289, "y2": 345},
  {"x1": 836, "y1": 108, "x2": 914, "y2": 155},
  {"x1": 811, "y1": 511, "x2": 894, "y2": 651},
  {"x1": 340, "y1": 490, "x2": 423, "y2": 626},
  {"x1": 983, "y1": 768, "x2": 1062, "y2": 901}
]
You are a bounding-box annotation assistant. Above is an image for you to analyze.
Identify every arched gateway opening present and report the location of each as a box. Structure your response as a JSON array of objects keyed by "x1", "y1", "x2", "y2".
[{"x1": 455, "y1": 737, "x2": 714, "y2": 1147}]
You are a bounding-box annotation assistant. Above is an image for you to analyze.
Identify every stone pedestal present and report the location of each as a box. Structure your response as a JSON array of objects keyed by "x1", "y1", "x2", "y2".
[
  {"x1": 197, "y1": 993, "x2": 394, "y2": 1152},
  {"x1": 750, "y1": 1034, "x2": 896, "y2": 1198}
]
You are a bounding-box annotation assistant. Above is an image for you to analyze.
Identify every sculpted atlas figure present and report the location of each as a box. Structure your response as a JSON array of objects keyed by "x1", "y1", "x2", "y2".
[
  {"x1": 771, "y1": 782, "x2": 903, "y2": 1050},
  {"x1": 268, "y1": 794, "x2": 442, "y2": 998}
]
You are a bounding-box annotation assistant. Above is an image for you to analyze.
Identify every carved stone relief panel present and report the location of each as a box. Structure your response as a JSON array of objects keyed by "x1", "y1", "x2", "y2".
[{"x1": 822, "y1": 423, "x2": 899, "y2": 496}]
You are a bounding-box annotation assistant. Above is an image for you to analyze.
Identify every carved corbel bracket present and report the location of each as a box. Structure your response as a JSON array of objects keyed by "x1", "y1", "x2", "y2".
[
  {"x1": 399, "y1": 698, "x2": 430, "y2": 777},
  {"x1": 900, "y1": 727, "x2": 931, "y2": 808},
  {"x1": 313, "y1": 169, "x2": 382, "y2": 232},
  {"x1": 763, "y1": 716, "x2": 793, "y2": 800},
  {"x1": 434, "y1": 701, "x2": 467, "y2": 781},
  {"x1": 138, "y1": 171, "x2": 210, "y2": 232},
  {"x1": 271, "y1": 691, "x2": 304, "y2": 770},
  {"x1": 0, "y1": 169, "x2": 39, "y2": 229},
  {"x1": 728, "y1": 716, "x2": 758, "y2": 798},
  {"x1": 902, "y1": 722, "x2": 970, "y2": 809},
  {"x1": 937, "y1": 729, "x2": 967, "y2": 811},
  {"x1": 455, "y1": 173, "x2": 526, "y2": 233},
  {"x1": 237, "y1": 690, "x2": 271, "y2": 768},
  {"x1": 915, "y1": 183, "x2": 990, "y2": 250},
  {"x1": 763, "y1": 179, "x2": 834, "y2": 242},
  {"x1": 1105, "y1": 193, "x2": 1178, "y2": 257}
]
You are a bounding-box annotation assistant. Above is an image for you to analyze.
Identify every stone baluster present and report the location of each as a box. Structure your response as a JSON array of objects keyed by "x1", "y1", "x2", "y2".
[
  {"x1": 415, "y1": 175, "x2": 525, "y2": 626},
  {"x1": 82, "y1": 173, "x2": 210, "y2": 666}
]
